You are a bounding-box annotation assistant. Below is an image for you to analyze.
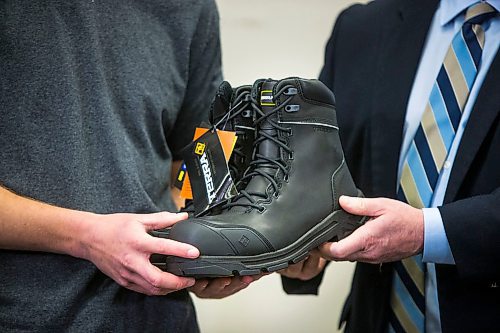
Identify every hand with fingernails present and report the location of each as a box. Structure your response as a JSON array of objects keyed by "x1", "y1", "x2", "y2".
[
  {"x1": 279, "y1": 195, "x2": 423, "y2": 281},
  {"x1": 319, "y1": 195, "x2": 424, "y2": 264}
]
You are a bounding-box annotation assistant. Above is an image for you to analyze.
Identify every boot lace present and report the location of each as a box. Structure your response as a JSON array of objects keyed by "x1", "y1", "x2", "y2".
[
  {"x1": 223, "y1": 84, "x2": 296, "y2": 212},
  {"x1": 214, "y1": 89, "x2": 257, "y2": 179}
]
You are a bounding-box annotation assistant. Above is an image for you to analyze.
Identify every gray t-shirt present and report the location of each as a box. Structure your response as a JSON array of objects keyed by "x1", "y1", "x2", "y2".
[{"x1": 0, "y1": 0, "x2": 222, "y2": 331}]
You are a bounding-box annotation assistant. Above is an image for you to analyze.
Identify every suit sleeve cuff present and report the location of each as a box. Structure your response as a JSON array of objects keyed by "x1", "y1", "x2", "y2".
[{"x1": 422, "y1": 208, "x2": 455, "y2": 265}]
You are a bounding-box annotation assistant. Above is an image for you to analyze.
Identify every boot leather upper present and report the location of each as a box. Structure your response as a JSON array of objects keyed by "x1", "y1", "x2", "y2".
[{"x1": 169, "y1": 78, "x2": 359, "y2": 256}]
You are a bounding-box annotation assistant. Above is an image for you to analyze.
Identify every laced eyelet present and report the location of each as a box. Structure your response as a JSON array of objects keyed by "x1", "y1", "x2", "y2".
[
  {"x1": 257, "y1": 206, "x2": 266, "y2": 213},
  {"x1": 283, "y1": 174, "x2": 290, "y2": 182},
  {"x1": 242, "y1": 110, "x2": 252, "y2": 118},
  {"x1": 284, "y1": 87, "x2": 298, "y2": 95}
]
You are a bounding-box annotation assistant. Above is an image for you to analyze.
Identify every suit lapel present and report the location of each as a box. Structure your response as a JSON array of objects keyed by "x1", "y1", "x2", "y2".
[
  {"x1": 371, "y1": 0, "x2": 439, "y2": 198},
  {"x1": 444, "y1": 51, "x2": 500, "y2": 203}
]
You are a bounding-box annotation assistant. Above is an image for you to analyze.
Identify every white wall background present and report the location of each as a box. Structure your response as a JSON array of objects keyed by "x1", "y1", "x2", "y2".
[{"x1": 193, "y1": 1, "x2": 366, "y2": 332}]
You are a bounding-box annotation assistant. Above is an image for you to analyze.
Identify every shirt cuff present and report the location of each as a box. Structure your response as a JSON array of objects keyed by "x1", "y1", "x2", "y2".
[{"x1": 422, "y1": 208, "x2": 455, "y2": 264}]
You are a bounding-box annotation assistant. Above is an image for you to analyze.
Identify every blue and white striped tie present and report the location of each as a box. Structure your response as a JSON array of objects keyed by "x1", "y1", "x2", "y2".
[{"x1": 388, "y1": 3, "x2": 497, "y2": 333}]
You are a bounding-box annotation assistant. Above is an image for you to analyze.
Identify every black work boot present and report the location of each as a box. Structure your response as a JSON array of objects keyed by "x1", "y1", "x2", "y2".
[
  {"x1": 149, "y1": 81, "x2": 258, "y2": 262},
  {"x1": 164, "y1": 78, "x2": 366, "y2": 277}
]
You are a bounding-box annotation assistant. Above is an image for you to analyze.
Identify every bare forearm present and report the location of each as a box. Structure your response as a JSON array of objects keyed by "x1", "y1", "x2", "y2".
[
  {"x1": 0, "y1": 185, "x2": 92, "y2": 258},
  {"x1": 0, "y1": 185, "x2": 198, "y2": 295}
]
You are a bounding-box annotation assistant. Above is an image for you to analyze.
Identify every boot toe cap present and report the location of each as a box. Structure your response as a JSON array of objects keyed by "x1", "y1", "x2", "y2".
[{"x1": 169, "y1": 218, "x2": 271, "y2": 256}]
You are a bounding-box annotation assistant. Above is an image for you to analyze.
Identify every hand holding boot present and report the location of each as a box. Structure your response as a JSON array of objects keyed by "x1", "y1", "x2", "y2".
[
  {"x1": 318, "y1": 196, "x2": 424, "y2": 263},
  {"x1": 189, "y1": 273, "x2": 266, "y2": 299},
  {"x1": 278, "y1": 249, "x2": 326, "y2": 281}
]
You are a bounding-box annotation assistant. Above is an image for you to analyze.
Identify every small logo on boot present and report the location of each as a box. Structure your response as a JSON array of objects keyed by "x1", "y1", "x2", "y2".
[
  {"x1": 239, "y1": 235, "x2": 250, "y2": 247},
  {"x1": 260, "y1": 90, "x2": 275, "y2": 106}
]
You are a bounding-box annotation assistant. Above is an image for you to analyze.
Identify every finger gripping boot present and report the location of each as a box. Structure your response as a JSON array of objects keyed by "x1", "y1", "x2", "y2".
[{"x1": 165, "y1": 77, "x2": 366, "y2": 277}]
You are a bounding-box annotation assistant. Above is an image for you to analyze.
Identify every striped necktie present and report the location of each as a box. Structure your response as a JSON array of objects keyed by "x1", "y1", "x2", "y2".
[{"x1": 388, "y1": 3, "x2": 497, "y2": 333}]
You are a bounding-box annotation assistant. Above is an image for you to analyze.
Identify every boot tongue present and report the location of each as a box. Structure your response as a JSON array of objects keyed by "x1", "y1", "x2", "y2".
[
  {"x1": 257, "y1": 80, "x2": 279, "y2": 159},
  {"x1": 231, "y1": 79, "x2": 280, "y2": 208}
]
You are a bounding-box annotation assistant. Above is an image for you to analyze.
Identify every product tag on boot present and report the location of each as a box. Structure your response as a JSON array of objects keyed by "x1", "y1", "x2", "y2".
[
  {"x1": 174, "y1": 122, "x2": 211, "y2": 191},
  {"x1": 180, "y1": 127, "x2": 237, "y2": 200},
  {"x1": 181, "y1": 129, "x2": 238, "y2": 216}
]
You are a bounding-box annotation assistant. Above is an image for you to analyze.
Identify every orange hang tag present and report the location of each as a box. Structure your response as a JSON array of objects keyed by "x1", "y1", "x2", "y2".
[{"x1": 180, "y1": 127, "x2": 237, "y2": 199}]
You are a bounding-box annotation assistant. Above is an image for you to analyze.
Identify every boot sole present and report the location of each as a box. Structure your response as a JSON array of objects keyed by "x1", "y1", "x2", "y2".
[{"x1": 160, "y1": 194, "x2": 366, "y2": 278}]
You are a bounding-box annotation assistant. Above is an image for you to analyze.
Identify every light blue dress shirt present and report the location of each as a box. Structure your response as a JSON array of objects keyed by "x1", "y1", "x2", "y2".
[{"x1": 397, "y1": 0, "x2": 499, "y2": 331}]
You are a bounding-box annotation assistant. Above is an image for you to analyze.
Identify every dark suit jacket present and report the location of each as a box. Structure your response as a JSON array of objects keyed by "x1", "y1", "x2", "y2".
[{"x1": 283, "y1": 1, "x2": 500, "y2": 332}]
